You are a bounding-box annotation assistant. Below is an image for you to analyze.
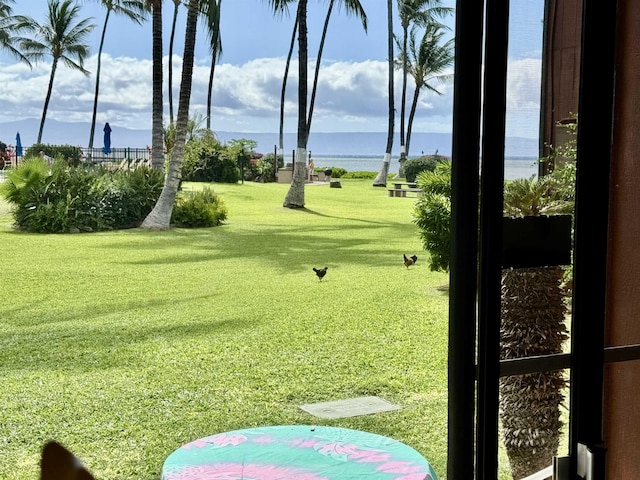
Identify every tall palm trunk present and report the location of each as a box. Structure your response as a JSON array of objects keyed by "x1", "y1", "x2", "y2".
[
  {"x1": 500, "y1": 266, "x2": 568, "y2": 479},
  {"x1": 206, "y1": 0, "x2": 221, "y2": 131},
  {"x1": 399, "y1": 23, "x2": 409, "y2": 161},
  {"x1": 167, "y1": 0, "x2": 180, "y2": 126},
  {"x1": 283, "y1": 0, "x2": 308, "y2": 208},
  {"x1": 306, "y1": 0, "x2": 334, "y2": 134},
  {"x1": 88, "y1": 9, "x2": 110, "y2": 149},
  {"x1": 38, "y1": 58, "x2": 58, "y2": 144},
  {"x1": 406, "y1": 84, "x2": 420, "y2": 156},
  {"x1": 142, "y1": 0, "x2": 198, "y2": 229},
  {"x1": 279, "y1": 16, "x2": 297, "y2": 153},
  {"x1": 151, "y1": 0, "x2": 164, "y2": 170},
  {"x1": 206, "y1": 56, "x2": 216, "y2": 130},
  {"x1": 373, "y1": 0, "x2": 394, "y2": 187}
]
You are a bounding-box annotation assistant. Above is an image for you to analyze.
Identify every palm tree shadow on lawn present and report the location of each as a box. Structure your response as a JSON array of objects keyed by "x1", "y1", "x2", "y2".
[{"x1": 299, "y1": 207, "x2": 396, "y2": 226}]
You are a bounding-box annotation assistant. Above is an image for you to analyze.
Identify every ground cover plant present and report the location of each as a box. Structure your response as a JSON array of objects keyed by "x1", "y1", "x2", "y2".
[{"x1": 1, "y1": 179, "x2": 477, "y2": 479}]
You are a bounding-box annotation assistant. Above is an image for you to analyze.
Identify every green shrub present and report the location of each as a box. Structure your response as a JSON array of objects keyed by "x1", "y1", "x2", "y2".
[
  {"x1": 0, "y1": 160, "x2": 163, "y2": 232},
  {"x1": 403, "y1": 154, "x2": 448, "y2": 182},
  {"x1": 317, "y1": 166, "x2": 347, "y2": 178},
  {"x1": 253, "y1": 156, "x2": 278, "y2": 182},
  {"x1": 182, "y1": 135, "x2": 238, "y2": 183},
  {"x1": 172, "y1": 187, "x2": 228, "y2": 228},
  {"x1": 0, "y1": 158, "x2": 105, "y2": 233},
  {"x1": 98, "y1": 166, "x2": 165, "y2": 229},
  {"x1": 25, "y1": 143, "x2": 84, "y2": 167},
  {"x1": 341, "y1": 171, "x2": 377, "y2": 179},
  {"x1": 412, "y1": 161, "x2": 452, "y2": 272}
]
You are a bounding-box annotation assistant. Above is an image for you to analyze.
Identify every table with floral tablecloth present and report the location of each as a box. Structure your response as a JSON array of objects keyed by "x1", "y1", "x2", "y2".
[{"x1": 162, "y1": 425, "x2": 437, "y2": 480}]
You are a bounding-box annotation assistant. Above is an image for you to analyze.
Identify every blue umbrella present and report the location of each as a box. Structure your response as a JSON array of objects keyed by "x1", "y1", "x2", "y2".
[
  {"x1": 15, "y1": 132, "x2": 22, "y2": 157},
  {"x1": 102, "y1": 122, "x2": 112, "y2": 154}
]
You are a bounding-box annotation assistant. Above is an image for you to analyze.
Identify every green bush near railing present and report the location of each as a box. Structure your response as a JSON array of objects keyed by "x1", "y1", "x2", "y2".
[
  {"x1": 0, "y1": 159, "x2": 164, "y2": 232},
  {"x1": 25, "y1": 143, "x2": 84, "y2": 166}
]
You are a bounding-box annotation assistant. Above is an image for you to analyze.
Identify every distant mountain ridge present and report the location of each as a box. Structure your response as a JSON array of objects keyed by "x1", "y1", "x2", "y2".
[{"x1": 0, "y1": 118, "x2": 539, "y2": 158}]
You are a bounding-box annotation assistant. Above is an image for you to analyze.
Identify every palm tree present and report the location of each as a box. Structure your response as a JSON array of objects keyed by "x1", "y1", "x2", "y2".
[
  {"x1": 0, "y1": 0, "x2": 33, "y2": 66},
  {"x1": 266, "y1": 0, "x2": 296, "y2": 157},
  {"x1": 396, "y1": 0, "x2": 452, "y2": 164},
  {"x1": 142, "y1": 0, "x2": 199, "y2": 229},
  {"x1": 307, "y1": 0, "x2": 367, "y2": 134},
  {"x1": 88, "y1": 0, "x2": 147, "y2": 149},
  {"x1": 279, "y1": 9, "x2": 297, "y2": 156},
  {"x1": 149, "y1": 0, "x2": 164, "y2": 170},
  {"x1": 282, "y1": 0, "x2": 308, "y2": 208},
  {"x1": 167, "y1": 0, "x2": 181, "y2": 126},
  {"x1": 398, "y1": 22, "x2": 453, "y2": 156},
  {"x1": 16, "y1": 0, "x2": 95, "y2": 144},
  {"x1": 372, "y1": 0, "x2": 395, "y2": 187},
  {"x1": 201, "y1": 0, "x2": 222, "y2": 131},
  {"x1": 500, "y1": 172, "x2": 575, "y2": 478},
  {"x1": 272, "y1": 0, "x2": 367, "y2": 164}
]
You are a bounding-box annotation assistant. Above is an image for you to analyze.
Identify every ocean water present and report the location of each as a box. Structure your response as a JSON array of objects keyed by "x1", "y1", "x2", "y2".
[{"x1": 311, "y1": 155, "x2": 538, "y2": 181}]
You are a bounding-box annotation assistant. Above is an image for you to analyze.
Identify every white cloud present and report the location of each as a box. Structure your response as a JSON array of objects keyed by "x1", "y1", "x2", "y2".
[
  {"x1": 507, "y1": 58, "x2": 542, "y2": 110},
  {"x1": 0, "y1": 53, "x2": 540, "y2": 137}
]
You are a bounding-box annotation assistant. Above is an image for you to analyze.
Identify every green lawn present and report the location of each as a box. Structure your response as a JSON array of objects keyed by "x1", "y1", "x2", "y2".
[{"x1": 0, "y1": 179, "x2": 473, "y2": 479}]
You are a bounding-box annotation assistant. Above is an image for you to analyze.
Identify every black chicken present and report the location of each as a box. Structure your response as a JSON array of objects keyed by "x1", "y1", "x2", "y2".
[
  {"x1": 403, "y1": 254, "x2": 418, "y2": 268},
  {"x1": 313, "y1": 267, "x2": 328, "y2": 281}
]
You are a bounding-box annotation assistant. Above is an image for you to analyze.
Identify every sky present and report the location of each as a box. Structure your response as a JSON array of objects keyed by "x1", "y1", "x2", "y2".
[{"x1": 0, "y1": 0, "x2": 545, "y2": 144}]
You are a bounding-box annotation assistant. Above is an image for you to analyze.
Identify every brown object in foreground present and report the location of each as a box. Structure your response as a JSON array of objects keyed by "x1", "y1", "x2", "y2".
[{"x1": 41, "y1": 441, "x2": 94, "y2": 480}]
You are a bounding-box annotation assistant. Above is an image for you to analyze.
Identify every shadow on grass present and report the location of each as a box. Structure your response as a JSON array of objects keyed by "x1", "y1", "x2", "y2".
[
  {"x1": 299, "y1": 207, "x2": 392, "y2": 225},
  {"x1": 3, "y1": 312, "x2": 256, "y2": 374},
  {"x1": 4, "y1": 293, "x2": 220, "y2": 327},
  {"x1": 103, "y1": 221, "x2": 421, "y2": 273}
]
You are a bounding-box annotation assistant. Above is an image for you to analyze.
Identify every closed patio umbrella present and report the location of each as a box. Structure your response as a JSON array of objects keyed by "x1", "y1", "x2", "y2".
[
  {"x1": 16, "y1": 132, "x2": 22, "y2": 157},
  {"x1": 102, "y1": 122, "x2": 112, "y2": 154}
]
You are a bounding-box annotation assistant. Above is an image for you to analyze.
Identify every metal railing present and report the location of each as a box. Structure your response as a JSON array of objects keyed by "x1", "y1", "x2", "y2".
[{"x1": 2, "y1": 147, "x2": 152, "y2": 170}]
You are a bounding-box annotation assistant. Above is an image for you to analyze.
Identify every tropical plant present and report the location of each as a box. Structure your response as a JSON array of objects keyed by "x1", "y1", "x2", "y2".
[
  {"x1": 372, "y1": 0, "x2": 395, "y2": 187},
  {"x1": 24, "y1": 143, "x2": 83, "y2": 166},
  {"x1": 99, "y1": 166, "x2": 165, "y2": 228},
  {"x1": 201, "y1": 0, "x2": 222, "y2": 131},
  {"x1": 499, "y1": 129, "x2": 577, "y2": 480},
  {"x1": 167, "y1": 0, "x2": 181, "y2": 126},
  {"x1": 14, "y1": 0, "x2": 95, "y2": 144},
  {"x1": 277, "y1": 3, "x2": 297, "y2": 156},
  {"x1": 181, "y1": 133, "x2": 238, "y2": 183},
  {"x1": 269, "y1": 0, "x2": 366, "y2": 206},
  {"x1": 412, "y1": 160, "x2": 451, "y2": 271},
  {"x1": 226, "y1": 138, "x2": 257, "y2": 184},
  {"x1": 0, "y1": 0, "x2": 32, "y2": 66},
  {"x1": 88, "y1": 0, "x2": 147, "y2": 149},
  {"x1": 397, "y1": 22, "x2": 453, "y2": 156},
  {"x1": 171, "y1": 187, "x2": 228, "y2": 228},
  {"x1": 142, "y1": 0, "x2": 199, "y2": 229},
  {"x1": 282, "y1": 0, "x2": 309, "y2": 208},
  {"x1": 403, "y1": 153, "x2": 446, "y2": 181},
  {"x1": 0, "y1": 158, "x2": 164, "y2": 232},
  {"x1": 396, "y1": 0, "x2": 452, "y2": 163},
  {"x1": 307, "y1": 0, "x2": 367, "y2": 134},
  {"x1": 253, "y1": 156, "x2": 277, "y2": 182},
  {"x1": 503, "y1": 175, "x2": 574, "y2": 217},
  {"x1": 500, "y1": 266, "x2": 568, "y2": 479}
]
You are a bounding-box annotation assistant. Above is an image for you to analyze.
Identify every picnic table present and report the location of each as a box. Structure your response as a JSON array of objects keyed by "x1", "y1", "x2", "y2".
[{"x1": 388, "y1": 181, "x2": 424, "y2": 198}]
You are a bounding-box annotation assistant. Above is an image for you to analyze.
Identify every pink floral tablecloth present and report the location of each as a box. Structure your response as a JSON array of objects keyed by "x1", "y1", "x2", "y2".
[{"x1": 162, "y1": 425, "x2": 437, "y2": 480}]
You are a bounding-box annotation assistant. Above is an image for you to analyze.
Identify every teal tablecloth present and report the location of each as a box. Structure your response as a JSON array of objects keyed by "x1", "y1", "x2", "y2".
[{"x1": 162, "y1": 425, "x2": 437, "y2": 480}]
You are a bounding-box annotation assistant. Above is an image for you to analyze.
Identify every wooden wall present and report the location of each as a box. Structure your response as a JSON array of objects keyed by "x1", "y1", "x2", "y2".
[
  {"x1": 540, "y1": 0, "x2": 582, "y2": 174},
  {"x1": 604, "y1": 0, "x2": 640, "y2": 477}
]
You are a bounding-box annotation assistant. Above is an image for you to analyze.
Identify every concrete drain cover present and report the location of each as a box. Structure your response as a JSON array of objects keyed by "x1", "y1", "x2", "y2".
[{"x1": 300, "y1": 396, "x2": 401, "y2": 419}]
